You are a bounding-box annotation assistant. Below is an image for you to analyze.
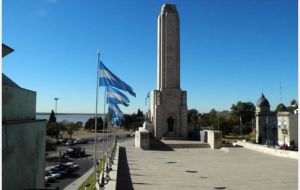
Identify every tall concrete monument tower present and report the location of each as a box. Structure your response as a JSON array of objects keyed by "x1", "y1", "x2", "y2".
[{"x1": 150, "y1": 4, "x2": 188, "y2": 139}]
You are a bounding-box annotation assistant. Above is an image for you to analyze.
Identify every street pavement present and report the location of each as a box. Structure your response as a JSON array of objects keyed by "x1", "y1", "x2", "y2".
[{"x1": 116, "y1": 139, "x2": 298, "y2": 190}]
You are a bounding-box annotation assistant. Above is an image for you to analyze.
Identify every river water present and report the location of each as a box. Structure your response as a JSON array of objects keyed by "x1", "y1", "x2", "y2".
[{"x1": 36, "y1": 113, "x2": 104, "y2": 125}]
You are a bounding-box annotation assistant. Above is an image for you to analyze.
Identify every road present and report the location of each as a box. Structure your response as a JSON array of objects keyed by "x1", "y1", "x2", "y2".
[{"x1": 45, "y1": 133, "x2": 134, "y2": 190}]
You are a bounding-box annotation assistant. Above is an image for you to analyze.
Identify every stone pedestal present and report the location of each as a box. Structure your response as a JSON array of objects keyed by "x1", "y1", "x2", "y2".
[
  {"x1": 203, "y1": 130, "x2": 222, "y2": 149},
  {"x1": 135, "y1": 129, "x2": 150, "y2": 150},
  {"x1": 151, "y1": 90, "x2": 188, "y2": 139},
  {"x1": 143, "y1": 122, "x2": 154, "y2": 134}
]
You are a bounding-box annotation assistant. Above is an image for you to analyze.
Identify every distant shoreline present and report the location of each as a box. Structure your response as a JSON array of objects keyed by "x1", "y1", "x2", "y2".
[{"x1": 36, "y1": 113, "x2": 99, "y2": 115}]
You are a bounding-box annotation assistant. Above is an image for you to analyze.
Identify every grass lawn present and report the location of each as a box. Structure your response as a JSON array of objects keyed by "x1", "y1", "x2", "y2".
[{"x1": 78, "y1": 156, "x2": 106, "y2": 190}]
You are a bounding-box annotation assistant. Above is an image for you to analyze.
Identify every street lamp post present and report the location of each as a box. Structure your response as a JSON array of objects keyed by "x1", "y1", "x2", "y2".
[
  {"x1": 217, "y1": 111, "x2": 220, "y2": 131},
  {"x1": 266, "y1": 115, "x2": 269, "y2": 146},
  {"x1": 54, "y1": 98, "x2": 59, "y2": 113}
]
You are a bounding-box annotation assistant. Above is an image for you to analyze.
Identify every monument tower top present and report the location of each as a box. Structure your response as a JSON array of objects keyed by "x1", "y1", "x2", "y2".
[{"x1": 161, "y1": 4, "x2": 178, "y2": 14}]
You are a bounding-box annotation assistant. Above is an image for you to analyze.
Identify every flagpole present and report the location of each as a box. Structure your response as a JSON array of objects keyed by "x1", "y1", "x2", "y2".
[
  {"x1": 102, "y1": 86, "x2": 107, "y2": 183},
  {"x1": 94, "y1": 51, "x2": 100, "y2": 187}
]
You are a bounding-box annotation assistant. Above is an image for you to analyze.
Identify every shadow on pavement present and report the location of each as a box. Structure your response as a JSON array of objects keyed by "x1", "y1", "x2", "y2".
[
  {"x1": 222, "y1": 144, "x2": 243, "y2": 148},
  {"x1": 150, "y1": 139, "x2": 174, "y2": 151},
  {"x1": 116, "y1": 147, "x2": 134, "y2": 190}
]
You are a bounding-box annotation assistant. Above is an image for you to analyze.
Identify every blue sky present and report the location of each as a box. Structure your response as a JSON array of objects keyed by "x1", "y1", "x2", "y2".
[{"x1": 3, "y1": 0, "x2": 298, "y2": 114}]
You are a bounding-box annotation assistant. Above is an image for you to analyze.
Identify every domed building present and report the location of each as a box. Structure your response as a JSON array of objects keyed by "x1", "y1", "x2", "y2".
[{"x1": 255, "y1": 94, "x2": 277, "y2": 145}]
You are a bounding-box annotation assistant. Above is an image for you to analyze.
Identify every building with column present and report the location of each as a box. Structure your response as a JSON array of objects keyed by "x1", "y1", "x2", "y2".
[
  {"x1": 2, "y1": 44, "x2": 47, "y2": 189},
  {"x1": 255, "y1": 93, "x2": 298, "y2": 147},
  {"x1": 255, "y1": 94, "x2": 277, "y2": 145}
]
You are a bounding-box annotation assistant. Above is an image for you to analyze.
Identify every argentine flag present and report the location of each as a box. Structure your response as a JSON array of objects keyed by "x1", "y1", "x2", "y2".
[
  {"x1": 108, "y1": 103, "x2": 124, "y2": 119},
  {"x1": 107, "y1": 86, "x2": 130, "y2": 107},
  {"x1": 99, "y1": 61, "x2": 136, "y2": 97}
]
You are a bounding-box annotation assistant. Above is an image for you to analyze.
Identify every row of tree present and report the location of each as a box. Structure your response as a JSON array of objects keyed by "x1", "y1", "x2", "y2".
[
  {"x1": 47, "y1": 110, "x2": 81, "y2": 141},
  {"x1": 80, "y1": 109, "x2": 144, "y2": 131},
  {"x1": 188, "y1": 100, "x2": 298, "y2": 136},
  {"x1": 46, "y1": 99, "x2": 297, "y2": 139}
]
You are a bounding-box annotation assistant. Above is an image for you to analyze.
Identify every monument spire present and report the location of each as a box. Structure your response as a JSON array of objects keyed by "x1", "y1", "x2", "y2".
[{"x1": 157, "y1": 4, "x2": 180, "y2": 90}]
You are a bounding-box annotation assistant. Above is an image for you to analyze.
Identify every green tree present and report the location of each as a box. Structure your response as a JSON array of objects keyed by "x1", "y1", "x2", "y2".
[
  {"x1": 137, "y1": 109, "x2": 144, "y2": 118},
  {"x1": 188, "y1": 109, "x2": 199, "y2": 124},
  {"x1": 198, "y1": 113, "x2": 212, "y2": 128},
  {"x1": 275, "y1": 103, "x2": 287, "y2": 112},
  {"x1": 47, "y1": 122, "x2": 59, "y2": 138},
  {"x1": 49, "y1": 110, "x2": 56, "y2": 122},
  {"x1": 287, "y1": 99, "x2": 298, "y2": 113},
  {"x1": 122, "y1": 114, "x2": 133, "y2": 130},
  {"x1": 66, "y1": 123, "x2": 80, "y2": 139},
  {"x1": 230, "y1": 101, "x2": 255, "y2": 136},
  {"x1": 85, "y1": 117, "x2": 104, "y2": 131},
  {"x1": 121, "y1": 110, "x2": 145, "y2": 131},
  {"x1": 230, "y1": 101, "x2": 255, "y2": 125}
]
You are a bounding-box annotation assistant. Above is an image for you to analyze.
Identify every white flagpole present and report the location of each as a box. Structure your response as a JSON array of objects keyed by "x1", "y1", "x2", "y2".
[
  {"x1": 94, "y1": 51, "x2": 100, "y2": 186},
  {"x1": 102, "y1": 86, "x2": 107, "y2": 180}
]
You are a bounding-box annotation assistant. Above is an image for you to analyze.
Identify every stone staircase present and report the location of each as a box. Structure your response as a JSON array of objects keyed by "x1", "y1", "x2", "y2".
[{"x1": 150, "y1": 138, "x2": 210, "y2": 149}]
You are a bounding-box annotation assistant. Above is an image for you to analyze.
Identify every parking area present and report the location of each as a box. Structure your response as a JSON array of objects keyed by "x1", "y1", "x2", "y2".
[
  {"x1": 45, "y1": 158, "x2": 93, "y2": 189},
  {"x1": 45, "y1": 134, "x2": 134, "y2": 189}
]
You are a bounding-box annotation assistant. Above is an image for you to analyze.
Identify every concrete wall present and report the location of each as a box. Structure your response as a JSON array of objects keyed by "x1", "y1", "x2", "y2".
[
  {"x1": 289, "y1": 114, "x2": 298, "y2": 146},
  {"x1": 3, "y1": 120, "x2": 46, "y2": 190},
  {"x1": 2, "y1": 84, "x2": 36, "y2": 121},
  {"x1": 135, "y1": 129, "x2": 150, "y2": 150}
]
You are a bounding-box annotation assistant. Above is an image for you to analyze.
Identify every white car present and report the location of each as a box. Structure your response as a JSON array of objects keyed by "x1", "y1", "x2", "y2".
[
  {"x1": 130, "y1": 132, "x2": 135, "y2": 137},
  {"x1": 45, "y1": 175, "x2": 55, "y2": 182},
  {"x1": 62, "y1": 162, "x2": 79, "y2": 169},
  {"x1": 97, "y1": 137, "x2": 103, "y2": 141},
  {"x1": 45, "y1": 171, "x2": 58, "y2": 182}
]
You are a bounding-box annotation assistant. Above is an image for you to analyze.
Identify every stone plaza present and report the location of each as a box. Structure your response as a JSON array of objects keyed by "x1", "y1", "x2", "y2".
[{"x1": 118, "y1": 139, "x2": 297, "y2": 190}]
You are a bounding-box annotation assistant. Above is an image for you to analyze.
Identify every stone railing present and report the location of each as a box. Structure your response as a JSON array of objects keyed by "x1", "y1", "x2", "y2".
[
  {"x1": 86, "y1": 138, "x2": 119, "y2": 190},
  {"x1": 236, "y1": 141, "x2": 298, "y2": 159}
]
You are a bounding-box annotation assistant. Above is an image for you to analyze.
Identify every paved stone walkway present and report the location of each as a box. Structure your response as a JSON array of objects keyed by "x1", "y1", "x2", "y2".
[{"x1": 116, "y1": 139, "x2": 297, "y2": 190}]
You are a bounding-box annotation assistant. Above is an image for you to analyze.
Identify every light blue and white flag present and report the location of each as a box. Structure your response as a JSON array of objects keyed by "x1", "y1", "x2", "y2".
[
  {"x1": 107, "y1": 86, "x2": 130, "y2": 107},
  {"x1": 99, "y1": 61, "x2": 136, "y2": 97},
  {"x1": 108, "y1": 103, "x2": 124, "y2": 119},
  {"x1": 112, "y1": 115, "x2": 123, "y2": 125}
]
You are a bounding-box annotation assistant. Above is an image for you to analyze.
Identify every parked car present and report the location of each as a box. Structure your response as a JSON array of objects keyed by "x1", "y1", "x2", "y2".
[
  {"x1": 74, "y1": 138, "x2": 88, "y2": 144},
  {"x1": 45, "y1": 175, "x2": 55, "y2": 182},
  {"x1": 50, "y1": 167, "x2": 67, "y2": 177},
  {"x1": 54, "y1": 164, "x2": 74, "y2": 174},
  {"x1": 97, "y1": 137, "x2": 103, "y2": 141},
  {"x1": 65, "y1": 140, "x2": 74, "y2": 146},
  {"x1": 45, "y1": 171, "x2": 56, "y2": 182},
  {"x1": 45, "y1": 170, "x2": 61, "y2": 179},
  {"x1": 62, "y1": 162, "x2": 79, "y2": 169},
  {"x1": 65, "y1": 146, "x2": 85, "y2": 157}
]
